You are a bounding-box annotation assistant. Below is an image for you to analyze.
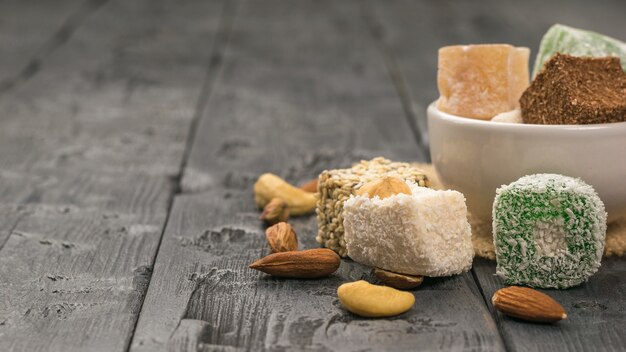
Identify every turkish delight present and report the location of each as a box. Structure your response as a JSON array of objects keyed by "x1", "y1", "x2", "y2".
[
  {"x1": 437, "y1": 44, "x2": 530, "y2": 120},
  {"x1": 520, "y1": 54, "x2": 626, "y2": 125},
  {"x1": 493, "y1": 174, "x2": 607, "y2": 289},
  {"x1": 343, "y1": 183, "x2": 473, "y2": 276},
  {"x1": 533, "y1": 24, "x2": 626, "y2": 77},
  {"x1": 316, "y1": 158, "x2": 429, "y2": 257}
]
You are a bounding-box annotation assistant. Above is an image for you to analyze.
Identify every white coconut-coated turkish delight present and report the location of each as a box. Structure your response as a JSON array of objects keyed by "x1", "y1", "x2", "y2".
[{"x1": 343, "y1": 183, "x2": 473, "y2": 276}]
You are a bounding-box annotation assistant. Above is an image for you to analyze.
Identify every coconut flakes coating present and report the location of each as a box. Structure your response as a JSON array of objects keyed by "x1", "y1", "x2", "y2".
[
  {"x1": 316, "y1": 157, "x2": 429, "y2": 257},
  {"x1": 343, "y1": 183, "x2": 473, "y2": 276},
  {"x1": 493, "y1": 174, "x2": 607, "y2": 289}
]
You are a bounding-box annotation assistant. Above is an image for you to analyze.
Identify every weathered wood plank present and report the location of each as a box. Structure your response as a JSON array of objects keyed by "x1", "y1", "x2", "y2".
[
  {"x1": 178, "y1": 0, "x2": 429, "y2": 194},
  {"x1": 0, "y1": 0, "x2": 227, "y2": 351},
  {"x1": 0, "y1": 0, "x2": 86, "y2": 88},
  {"x1": 133, "y1": 1, "x2": 504, "y2": 351},
  {"x1": 0, "y1": 0, "x2": 224, "y2": 177},
  {"x1": 0, "y1": 203, "x2": 168, "y2": 351},
  {"x1": 473, "y1": 258, "x2": 626, "y2": 352},
  {"x1": 0, "y1": 204, "x2": 28, "y2": 250},
  {"x1": 369, "y1": 1, "x2": 626, "y2": 351},
  {"x1": 166, "y1": 319, "x2": 212, "y2": 352}
]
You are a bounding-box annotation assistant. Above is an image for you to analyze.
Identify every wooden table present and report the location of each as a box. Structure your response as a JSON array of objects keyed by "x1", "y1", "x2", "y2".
[{"x1": 0, "y1": 0, "x2": 624, "y2": 351}]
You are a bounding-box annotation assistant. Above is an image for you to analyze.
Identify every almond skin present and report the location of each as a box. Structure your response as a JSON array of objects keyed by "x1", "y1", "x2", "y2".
[
  {"x1": 300, "y1": 179, "x2": 318, "y2": 193},
  {"x1": 249, "y1": 248, "x2": 340, "y2": 278},
  {"x1": 260, "y1": 198, "x2": 290, "y2": 225},
  {"x1": 355, "y1": 177, "x2": 412, "y2": 199},
  {"x1": 492, "y1": 286, "x2": 567, "y2": 323},
  {"x1": 265, "y1": 222, "x2": 298, "y2": 252},
  {"x1": 374, "y1": 268, "x2": 424, "y2": 290}
]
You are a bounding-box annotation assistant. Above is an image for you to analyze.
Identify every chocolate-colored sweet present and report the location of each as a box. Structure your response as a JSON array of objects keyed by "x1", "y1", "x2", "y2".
[{"x1": 520, "y1": 53, "x2": 626, "y2": 125}]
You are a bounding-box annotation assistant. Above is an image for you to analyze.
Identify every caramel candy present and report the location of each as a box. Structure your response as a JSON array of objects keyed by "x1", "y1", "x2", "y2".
[{"x1": 437, "y1": 44, "x2": 530, "y2": 120}]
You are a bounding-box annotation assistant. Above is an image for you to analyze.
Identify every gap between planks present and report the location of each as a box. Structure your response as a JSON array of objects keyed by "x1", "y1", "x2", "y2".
[
  {"x1": 123, "y1": 1, "x2": 240, "y2": 351},
  {"x1": 0, "y1": 0, "x2": 232, "y2": 351}
]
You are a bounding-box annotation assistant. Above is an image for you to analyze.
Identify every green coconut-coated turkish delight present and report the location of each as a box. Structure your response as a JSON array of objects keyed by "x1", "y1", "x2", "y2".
[
  {"x1": 493, "y1": 174, "x2": 607, "y2": 289},
  {"x1": 533, "y1": 24, "x2": 626, "y2": 77}
]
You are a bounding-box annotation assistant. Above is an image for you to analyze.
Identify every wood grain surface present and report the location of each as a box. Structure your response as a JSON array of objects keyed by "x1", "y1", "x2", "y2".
[
  {"x1": 0, "y1": 0, "x2": 225, "y2": 350},
  {"x1": 0, "y1": 0, "x2": 88, "y2": 90},
  {"x1": 473, "y1": 257, "x2": 626, "y2": 352}
]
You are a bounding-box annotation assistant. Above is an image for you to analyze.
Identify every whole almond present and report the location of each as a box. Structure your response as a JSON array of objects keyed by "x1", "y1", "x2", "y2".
[
  {"x1": 265, "y1": 222, "x2": 298, "y2": 252},
  {"x1": 374, "y1": 268, "x2": 424, "y2": 290},
  {"x1": 492, "y1": 286, "x2": 567, "y2": 323},
  {"x1": 300, "y1": 179, "x2": 318, "y2": 193},
  {"x1": 355, "y1": 177, "x2": 412, "y2": 199},
  {"x1": 260, "y1": 198, "x2": 290, "y2": 225},
  {"x1": 249, "y1": 248, "x2": 340, "y2": 278}
]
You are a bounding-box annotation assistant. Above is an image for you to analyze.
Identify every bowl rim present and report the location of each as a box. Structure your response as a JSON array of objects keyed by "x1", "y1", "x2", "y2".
[{"x1": 428, "y1": 102, "x2": 626, "y2": 133}]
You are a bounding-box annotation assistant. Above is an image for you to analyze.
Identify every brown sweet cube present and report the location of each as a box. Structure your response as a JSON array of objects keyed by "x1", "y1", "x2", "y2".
[
  {"x1": 315, "y1": 158, "x2": 429, "y2": 257},
  {"x1": 437, "y1": 44, "x2": 530, "y2": 120},
  {"x1": 520, "y1": 54, "x2": 626, "y2": 125}
]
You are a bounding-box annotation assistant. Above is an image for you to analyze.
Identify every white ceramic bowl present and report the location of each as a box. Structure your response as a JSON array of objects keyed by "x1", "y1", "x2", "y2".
[{"x1": 427, "y1": 103, "x2": 626, "y2": 222}]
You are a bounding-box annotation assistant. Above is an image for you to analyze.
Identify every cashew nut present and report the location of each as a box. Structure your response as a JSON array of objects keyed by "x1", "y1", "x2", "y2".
[{"x1": 337, "y1": 280, "x2": 415, "y2": 317}]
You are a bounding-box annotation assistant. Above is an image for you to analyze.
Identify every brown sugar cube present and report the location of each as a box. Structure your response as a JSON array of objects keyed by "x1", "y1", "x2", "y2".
[
  {"x1": 437, "y1": 44, "x2": 530, "y2": 120},
  {"x1": 520, "y1": 53, "x2": 626, "y2": 125}
]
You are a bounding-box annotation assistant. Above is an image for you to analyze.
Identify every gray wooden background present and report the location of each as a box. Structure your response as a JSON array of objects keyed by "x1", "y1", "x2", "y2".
[{"x1": 0, "y1": 0, "x2": 624, "y2": 351}]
